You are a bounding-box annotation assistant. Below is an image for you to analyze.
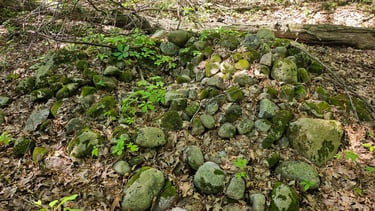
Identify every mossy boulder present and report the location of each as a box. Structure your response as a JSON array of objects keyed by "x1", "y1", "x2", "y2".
[
  {"x1": 154, "y1": 180, "x2": 178, "y2": 211},
  {"x1": 307, "y1": 61, "x2": 324, "y2": 74},
  {"x1": 223, "y1": 104, "x2": 242, "y2": 123},
  {"x1": 301, "y1": 101, "x2": 331, "y2": 118},
  {"x1": 270, "y1": 182, "x2": 299, "y2": 211},
  {"x1": 219, "y1": 35, "x2": 240, "y2": 50},
  {"x1": 235, "y1": 59, "x2": 250, "y2": 70},
  {"x1": 297, "y1": 67, "x2": 310, "y2": 82},
  {"x1": 226, "y1": 86, "x2": 244, "y2": 102},
  {"x1": 226, "y1": 176, "x2": 245, "y2": 200},
  {"x1": 135, "y1": 127, "x2": 166, "y2": 148},
  {"x1": 67, "y1": 128, "x2": 103, "y2": 159},
  {"x1": 24, "y1": 108, "x2": 50, "y2": 132},
  {"x1": 236, "y1": 119, "x2": 254, "y2": 135},
  {"x1": 258, "y1": 98, "x2": 279, "y2": 119},
  {"x1": 0, "y1": 96, "x2": 10, "y2": 107},
  {"x1": 205, "y1": 62, "x2": 220, "y2": 77},
  {"x1": 200, "y1": 114, "x2": 215, "y2": 129},
  {"x1": 86, "y1": 95, "x2": 116, "y2": 119},
  {"x1": 276, "y1": 161, "x2": 320, "y2": 190},
  {"x1": 280, "y1": 84, "x2": 295, "y2": 101},
  {"x1": 92, "y1": 75, "x2": 118, "y2": 90},
  {"x1": 288, "y1": 118, "x2": 343, "y2": 166},
  {"x1": 168, "y1": 30, "x2": 191, "y2": 47},
  {"x1": 169, "y1": 98, "x2": 187, "y2": 111},
  {"x1": 16, "y1": 77, "x2": 35, "y2": 94},
  {"x1": 233, "y1": 75, "x2": 258, "y2": 87},
  {"x1": 80, "y1": 86, "x2": 96, "y2": 97},
  {"x1": 260, "y1": 52, "x2": 273, "y2": 66},
  {"x1": 193, "y1": 161, "x2": 226, "y2": 194},
  {"x1": 65, "y1": 118, "x2": 85, "y2": 135},
  {"x1": 256, "y1": 28, "x2": 276, "y2": 42},
  {"x1": 113, "y1": 160, "x2": 131, "y2": 176},
  {"x1": 13, "y1": 137, "x2": 35, "y2": 157},
  {"x1": 122, "y1": 168, "x2": 165, "y2": 211},
  {"x1": 186, "y1": 145, "x2": 205, "y2": 170},
  {"x1": 185, "y1": 101, "x2": 200, "y2": 117},
  {"x1": 50, "y1": 100, "x2": 63, "y2": 118},
  {"x1": 160, "y1": 41, "x2": 179, "y2": 56},
  {"x1": 103, "y1": 65, "x2": 121, "y2": 77},
  {"x1": 32, "y1": 146, "x2": 48, "y2": 163},
  {"x1": 271, "y1": 58, "x2": 298, "y2": 84},
  {"x1": 204, "y1": 76, "x2": 225, "y2": 90},
  {"x1": 30, "y1": 88, "x2": 54, "y2": 102},
  {"x1": 218, "y1": 123, "x2": 236, "y2": 138},
  {"x1": 56, "y1": 83, "x2": 80, "y2": 99},
  {"x1": 295, "y1": 85, "x2": 307, "y2": 101},
  {"x1": 191, "y1": 117, "x2": 205, "y2": 135},
  {"x1": 161, "y1": 111, "x2": 183, "y2": 130}
]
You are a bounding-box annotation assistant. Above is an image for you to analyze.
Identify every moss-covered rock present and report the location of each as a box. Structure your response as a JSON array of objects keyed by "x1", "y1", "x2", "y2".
[
  {"x1": 92, "y1": 75, "x2": 118, "y2": 90},
  {"x1": 226, "y1": 86, "x2": 244, "y2": 102},
  {"x1": 30, "y1": 88, "x2": 54, "y2": 102},
  {"x1": 191, "y1": 117, "x2": 205, "y2": 135},
  {"x1": 24, "y1": 108, "x2": 50, "y2": 132},
  {"x1": 270, "y1": 182, "x2": 299, "y2": 211},
  {"x1": 86, "y1": 95, "x2": 116, "y2": 119},
  {"x1": 205, "y1": 62, "x2": 220, "y2": 77},
  {"x1": 288, "y1": 118, "x2": 343, "y2": 166},
  {"x1": 13, "y1": 137, "x2": 35, "y2": 157},
  {"x1": 160, "y1": 41, "x2": 179, "y2": 56},
  {"x1": 168, "y1": 30, "x2": 191, "y2": 47},
  {"x1": 301, "y1": 101, "x2": 331, "y2": 118},
  {"x1": 218, "y1": 123, "x2": 236, "y2": 138},
  {"x1": 67, "y1": 128, "x2": 103, "y2": 159},
  {"x1": 235, "y1": 59, "x2": 250, "y2": 70},
  {"x1": 185, "y1": 101, "x2": 200, "y2": 117},
  {"x1": 16, "y1": 77, "x2": 36, "y2": 94},
  {"x1": 56, "y1": 83, "x2": 79, "y2": 99},
  {"x1": 0, "y1": 96, "x2": 10, "y2": 107},
  {"x1": 186, "y1": 145, "x2": 204, "y2": 170},
  {"x1": 32, "y1": 146, "x2": 48, "y2": 163},
  {"x1": 280, "y1": 84, "x2": 294, "y2": 101},
  {"x1": 223, "y1": 104, "x2": 242, "y2": 123},
  {"x1": 267, "y1": 153, "x2": 280, "y2": 169},
  {"x1": 50, "y1": 100, "x2": 63, "y2": 118},
  {"x1": 200, "y1": 114, "x2": 215, "y2": 129},
  {"x1": 256, "y1": 28, "x2": 275, "y2": 42},
  {"x1": 80, "y1": 86, "x2": 96, "y2": 97},
  {"x1": 135, "y1": 127, "x2": 166, "y2": 148},
  {"x1": 161, "y1": 111, "x2": 183, "y2": 130},
  {"x1": 297, "y1": 67, "x2": 310, "y2": 82},
  {"x1": 307, "y1": 61, "x2": 324, "y2": 74},
  {"x1": 233, "y1": 75, "x2": 259, "y2": 87},
  {"x1": 205, "y1": 76, "x2": 225, "y2": 90},
  {"x1": 295, "y1": 85, "x2": 307, "y2": 101},
  {"x1": 193, "y1": 161, "x2": 226, "y2": 194},
  {"x1": 263, "y1": 110, "x2": 293, "y2": 148},
  {"x1": 271, "y1": 58, "x2": 298, "y2": 84},
  {"x1": 219, "y1": 35, "x2": 240, "y2": 50}
]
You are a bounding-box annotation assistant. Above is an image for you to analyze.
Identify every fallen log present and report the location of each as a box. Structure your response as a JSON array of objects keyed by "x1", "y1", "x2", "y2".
[{"x1": 227, "y1": 23, "x2": 375, "y2": 50}]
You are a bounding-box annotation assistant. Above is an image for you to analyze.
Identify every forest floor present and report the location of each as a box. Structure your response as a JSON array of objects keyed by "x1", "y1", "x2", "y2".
[{"x1": 0, "y1": 1, "x2": 375, "y2": 210}]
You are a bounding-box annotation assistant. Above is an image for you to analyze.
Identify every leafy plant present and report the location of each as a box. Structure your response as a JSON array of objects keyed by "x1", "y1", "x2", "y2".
[
  {"x1": 344, "y1": 150, "x2": 359, "y2": 162},
  {"x1": 365, "y1": 166, "x2": 375, "y2": 172},
  {"x1": 362, "y1": 143, "x2": 374, "y2": 152},
  {"x1": 0, "y1": 131, "x2": 12, "y2": 146},
  {"x1": 111, "y1": 135, "x2": 139, "y2": 156},
  {"x1": 121, "y1": 76, "x2": 165, "y2": 125},
  {"x1": 34, "y1": 193, "x2": 81, "y2": 211},
  {"x1": 300, "y1": 180, "x2": 315, "y2": 191},
  {"x1": 113, "y1": 44, "x2": 130, "y2": 60},
  {"x1": 112, "y1": 135, "x2": 127, "y2": 156},
  {"x1": 91, "y1": 145, "x2": 99, "y2": 157},
  {"x1": 233, "y1": 158, "x2": 248, "y2": 179}
]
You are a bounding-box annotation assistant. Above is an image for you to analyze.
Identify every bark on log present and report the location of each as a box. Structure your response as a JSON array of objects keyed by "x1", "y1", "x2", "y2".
[{"x1": 226, "y1": 24, "x2": 375, "y2": 50}]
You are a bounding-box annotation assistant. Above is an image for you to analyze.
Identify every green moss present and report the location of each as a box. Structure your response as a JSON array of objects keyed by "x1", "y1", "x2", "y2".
[
  {"x1": 81, "y1": 86, "x2": 96, "y2": 97},
  {"x1": 266, "y1": 86, "x2": 278, "y2": 99},
  {"x1": 280, "y1": 84, "x2": 294, "y2": 101},
  {"x1": 267, "y1": 153, "x2": 280, "y2": 169},
  {"x1": 32, "y1": 146, "x2": 48, "y2": 163},
  {"x1": 316, "y1": 87, "x2": 330, "y2": 101},
  {"x1": 86, "y1": 95, "x2": 116, "y2": 119},
  {"x1": 295, "y1": 85, "x2": 307, "y2": 101},
  {"x1": 50, "y1": 100, "x2": 63, "y2": 118},
  {"x1": 231, "y1": 52, "x2": 242, "y2": 62},
  {"x1": 214, "y1": 169, "x2": 225, "y2": 176},
  {"x1": 226, "y1": 86, "x2": 244, "y2": 102},
  {"x1": 307, "y1": 61, "x2": 324, "y2": 74},
  {"x1": 243, "y1": 50, "x2": 259, "y2": 63},
  {"x1": 235, "y1": 59, "x2": 250, "y2": 70},
  {"x1": 160, "y1": 180, "x2": 178, "y2": 198},
  {"x1": 352, "y1": 97, "x2": 372, "y2": 121},
  {"x1": 316, "y1": 140, "x2": 335, "y2": 164},
  {"x1": 161, "y1": 111, "x2": 183, "y2": 130},
  {"x1": 185, "y1": 101, "x2": 200, "y2": 117},
  {"x1": 76, "y1": 60, "x2": 89, "y2": 72},
  {"x1": 297, "y1": 67, "x2": 310, "y2": 82}
]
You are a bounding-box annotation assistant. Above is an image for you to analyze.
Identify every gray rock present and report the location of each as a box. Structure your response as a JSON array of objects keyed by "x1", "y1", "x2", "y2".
[
  {"x1": 56, "y1": 83, "x2": 80, "y2": 99},
  {"x1": 103, "y1": 65, "x2": 121, "y2": 76},
  {"x1": 160, "y1": 41, "x2": 179, "y2": 56},
  {"x1": 122, "y1": 168, "x2": 165, "y2": 211},
  {"x1": 226, "y1": 177, "x2": 245, "y2": 200},
  {"x1": 276, "y1": 161, "x2": 320, "y2": 190},
  {"x1": 164, "y1": 90, "x2": 187, "y2": 106},
  {"x1": 271, "y1": 58, "x2": 298, "y2": 84},
  {"x1": 24, "y1": 108, "x2": 50, "y2": 132},
  {"x1": 0, "y1": 96, "x2": 10, "y2": 107},
  {"x1": 136, "y1": 127, "x2": 166, "y2": 148},
  {"x1": 223, "y1": 104, "x2": 242, "y2": 123},
  {"x1": 254, "y1": 119, "x2": 272, "y2": 132},
  {"x1": 258, "y1": 98, "x2": 279, "y2": 119},
  {"x1": 92, "y1": 75, "x2": 118, "y2": 90},
  {"x1": 113, "y1": 160, "x2": 131, "y2": 176},
  {"x1": 233, "y1": 75, "x2": 258, "y2": 87},
  {"x1": 288, "y1": 118, "x2": 343, "y2": 166},
  {"x1": 200, "y1": 114, "x2": 215, "y2": 129},
  {"x1": 13, "y1": 137, "x2": 34, "y2": 157},
  {"x1": 191, "y1": 117, "x2": 205, "y2": 135},
  {"x1": 186, "y1": 145, "x2": 204, "y2": 170},
  {"x1": 270, "y1": 182, "x2": 299, "y2": 211},
  {"x1": 260, "y1": 52, "x2": 272, "y2": 66},
  {"x1": 193, "y1": 161, "x2": 226, "y2": 194},
  {"x1": 256, "y1": 28, "x2": 275, "y2": 41},
  {"x1": 67, "y1": 128, "x2": 103, "y2": 159},
  {"x1": 236, "y1": 119, "x2": 254, "y2": 135},
  {"x1": 218, "y1": 123, "x2": 236, "y2": 138},
  {"x1": 168, "y1": 30, "x2": 191, "y2": 47},
  {"x1": 250, "y1": 193, "x2": 266, "y2": 211},
  {"x1": 204, "y1": 76, "x2": 225, "y2": 90},
  {"x1": 65, "y1": 118, "x2": 85, "y2": 134}
]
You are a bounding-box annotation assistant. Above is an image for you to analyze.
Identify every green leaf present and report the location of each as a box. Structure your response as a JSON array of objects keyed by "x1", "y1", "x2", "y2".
[
  {"x1": 34, "y1": 200, "x2": 42, "y2": 207},
  {"x1": 58, "y1": 194, "x2": 78, "y2": 207},
  {"x1": 344, "y1": 150, "x2": 359, "y2": 162},
  {"x1": 49, "y1": 199, "x2": 59, "y2": 207},
  {"x1": 233, "y1": 158, "x2": 247, "y2": 169},
  {"x1": 365, "y1": 166, "x2": 375, "y2": 172}
]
